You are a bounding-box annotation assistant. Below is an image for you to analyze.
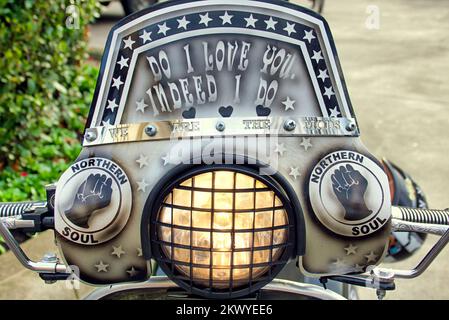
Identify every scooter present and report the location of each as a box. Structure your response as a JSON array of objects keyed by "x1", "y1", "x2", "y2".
[{"x1": 0, "y1": 0, "x2": 446, "y2": 300}]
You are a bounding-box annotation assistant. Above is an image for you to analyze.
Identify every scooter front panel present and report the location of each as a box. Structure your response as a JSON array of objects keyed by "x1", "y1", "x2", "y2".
[{"x1": 53, "y1": 0, "x2": 391, "y2": 285}]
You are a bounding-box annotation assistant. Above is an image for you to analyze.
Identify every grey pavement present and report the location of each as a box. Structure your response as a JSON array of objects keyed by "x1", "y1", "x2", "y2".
[
  {"x1": 1, "y1": 0, "x2": 448, "y2": 299},
  {"x1": 325, "y1": 0, "x2": 449, "y2": 299}
]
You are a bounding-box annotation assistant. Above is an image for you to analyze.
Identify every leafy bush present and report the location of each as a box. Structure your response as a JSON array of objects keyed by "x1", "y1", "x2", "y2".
[
  {"x1": 0, "y1": 1, "x2": 101, "y2": 251},
  {"x1": 0, "y1": 0, "x2": 100, "y2": 201}
]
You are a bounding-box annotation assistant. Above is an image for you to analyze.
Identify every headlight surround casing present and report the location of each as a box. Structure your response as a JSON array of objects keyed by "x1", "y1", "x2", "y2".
[{"x1": 147, "y1": 164, "x2": 298, "y2": 299}]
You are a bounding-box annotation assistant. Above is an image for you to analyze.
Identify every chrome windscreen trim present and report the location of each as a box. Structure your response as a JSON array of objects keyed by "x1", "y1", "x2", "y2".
[{"x1": 83, "y1": 116, "x2": 358, "y2": 146}]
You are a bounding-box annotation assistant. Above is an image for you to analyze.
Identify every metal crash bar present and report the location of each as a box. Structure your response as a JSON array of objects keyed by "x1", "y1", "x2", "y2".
[
  {"x1": 0, "y1": 217, "x2": 69, "y2": 274},
  {"x1": 388, "y1": 218, "x2": 449, "y2": 279}
]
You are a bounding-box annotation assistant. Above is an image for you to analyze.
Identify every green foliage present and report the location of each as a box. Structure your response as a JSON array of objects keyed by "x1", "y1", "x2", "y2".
[{"x1": 0, "y1": 0, "x2": 100, "y2": 202}]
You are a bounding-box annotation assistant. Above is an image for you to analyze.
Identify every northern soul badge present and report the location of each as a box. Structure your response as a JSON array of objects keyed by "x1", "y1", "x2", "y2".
[
  {"x1": 308, "y1": 150, "x2": 390, "y2": 237},
  {"x1": 55, "y1": 157, "x2": 132, "y2": 245}
]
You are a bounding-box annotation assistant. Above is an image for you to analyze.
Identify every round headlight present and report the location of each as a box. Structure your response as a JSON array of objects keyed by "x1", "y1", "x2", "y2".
[{"x1": 150, "y1": 166, "x2": 295, "y2": 298}]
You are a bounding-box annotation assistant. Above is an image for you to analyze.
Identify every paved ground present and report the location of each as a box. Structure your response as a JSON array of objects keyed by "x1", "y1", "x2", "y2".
[
  {"x1": 324, "y1": 0, "x2": 449, "y2": 299},
  {"x1": 1, "y1": 0, "x2": 449, "y2": 299}
]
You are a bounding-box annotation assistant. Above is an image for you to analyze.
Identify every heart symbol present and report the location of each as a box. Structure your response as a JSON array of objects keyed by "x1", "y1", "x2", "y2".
[
  {"x1": 256, "y1": 105, "x2": 271, "y2": 117},
  {"x1": 182, "y1": 107, "x2": 196, "y2": 119},
  {"x1": 218, "y1": 106, "x2": 233, "y2": 118}
]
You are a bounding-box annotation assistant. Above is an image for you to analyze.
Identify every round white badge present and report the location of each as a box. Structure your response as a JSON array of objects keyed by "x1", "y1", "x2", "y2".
[
  {"x1": 308, "y1": 150, "x2": 390, "y2": 237},
  {"x1": 55, "y1": 157, "x2": 132, "y2": 245}
]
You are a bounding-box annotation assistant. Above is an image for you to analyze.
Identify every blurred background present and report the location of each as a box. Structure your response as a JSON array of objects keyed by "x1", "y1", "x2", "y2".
[{"x1": 0, "y1": 0, "x2": 448, "y2": 299}]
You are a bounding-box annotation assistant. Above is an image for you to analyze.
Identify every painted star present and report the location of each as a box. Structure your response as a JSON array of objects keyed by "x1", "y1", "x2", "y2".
[
  {"x1": 94, "y1": 261, "x2": 109, "y2": 273},
  {"x1": 102, "y1": 118, "x2": 113, "y2": 127},
  {"x1": 139, "y1": 29, "x2": 152, "y2": 44},
  {"x1": 317, "y1": 69, "x2": 329, "y2": 82},
  {"x1": 117, "y1": 56, "x2": 129, "y2": 70},
  {"x1": 283, "y1": 22, "x2": 296, "y2": 36},
  {"x1": 136, "y1": 154, "x2": 149, "y2": 168},
  {"x1": 126, "y1": 266, "x2": 139, "y2": 277},
  {"x1": 324, "y1": 86, "x2": 335, "y2": 99},
  {"x1": 107, "y1": 98, "x2": 118, "y2": 112},
  {"x1": 244, "y1": 14, "x2": 258, "y2": 28},
  {"x1": 300, "y1": 138, "x2": 312, "y2": 151},
  {"x1": 123, "y1": 36, "x2": 135, "y2": 50},
  {"x1": 353, "y1": 264, "x2": 365, "y2": 273},
  {"x1": 112, "y1": 76, "x2": 124, "y2": 90},
  {"x1": 416, "y1": 186, "x2": 423, "y2": 196},
  {"x1": 158, "y1": 22, "x2": 171, "y2": 36},
  {"x1": 199, "y1": 13, "x2": 212, "y2": 27},
  {"x1": 365, "y1": 251, "x2": 378, "y2": 263},
  {"x1": 274, "y1": 143, "x2": 286, "y2": 156},
  {"x1": 264, "y1": 17, "x2": 277, "y2": 30},
  {"x1": 303, "y1": 30, "x2": 316, "y2": 43},
  {"x1": 162, "y1": 153, "x2": 170, "y2": 166},
  {"x1": 311, "y1": 50, "x2": 323, "y2": 63},
  {"x1": 289, "y1": 167, "x2": 301, "y2": 180},
  {"x1": 177, "y1": 16, "x2": 190, "y2": 30},
  {"x1": 219, "y1": 11, "x2": 233, "y2": 25},
  {"x1": 282, "y1": 97, "x2": 296, "y2": 111},
  {"x1": 344, "y1": 244, "x2": 358, "y2": 255},
  {"x1": 136, "y1": 98, "x2": 148, "y2": 113},
  {"x1": 418, "y1": 199, "x2": 427, "y2": 208},
  {"x1": 137, "y1": 248, "x2": 143, "y2": 257},
  {"x1": 329, "y1": 106, "x2": 341, "y2": 117},
  {"x1": 332, "y1": 258, "x2": 347, "y2": 270},
  {"x1": 111, "y1": 245, "x2": 125, "y2": 258},
  {"x1": 137, "y1": 179, "x2": 149, "y2": 192}
]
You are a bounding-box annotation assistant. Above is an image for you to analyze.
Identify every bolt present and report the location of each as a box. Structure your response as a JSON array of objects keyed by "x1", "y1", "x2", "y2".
[
  {"x1": 145, "y1": 125, "x2": 157, "y2": 137},
  {"x1": 283, "y1": 119, "x2": 296, "y2": 131},
  {"x1": 42, "y1": 252, "x2": 58, "y2": 263},
  {"x1": 44, "y1": 279, "x2": 57, "y2": 285},
  {"x1": 85, "y1": 130, "x2": 97, "y2": 142},
  {"x1": 376, "y1": 289, "x2": 386, "y2": 300},
  {"x1": 216, "y1": 121, "x2": 226, "y2": 132}
]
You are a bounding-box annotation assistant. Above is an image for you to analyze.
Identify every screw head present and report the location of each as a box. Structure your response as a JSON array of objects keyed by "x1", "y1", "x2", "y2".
[
  {"x1": 216, "y1": 121, "x2": 226, "y2": 132},
  {"x1": 283, "y1": 119, "x2": 296, "y2": 131},
  {"x1": 145, "y1": 125, "x2": 157, "y2": 137},
  {"x1": 85, "y1": 130, "x2": 97, "y2": 142},
  {"x1": 346, "y1": 122, "x2": 357, "y2": 132}
]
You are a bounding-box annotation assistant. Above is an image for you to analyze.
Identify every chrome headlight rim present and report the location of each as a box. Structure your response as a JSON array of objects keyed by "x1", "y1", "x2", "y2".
[{"x1": 147, "y1": 164, "x2": 298, "y2": 299}]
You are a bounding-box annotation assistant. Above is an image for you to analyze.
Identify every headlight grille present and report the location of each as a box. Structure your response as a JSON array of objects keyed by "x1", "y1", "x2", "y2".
[{"x1": 150, "y1": 166, "x2": 294, "y2": 298}]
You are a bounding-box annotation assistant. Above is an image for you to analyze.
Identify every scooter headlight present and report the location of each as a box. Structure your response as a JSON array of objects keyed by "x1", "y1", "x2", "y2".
[{"x1": 150, "y1": 166, "x2": 295, "y2": 298}]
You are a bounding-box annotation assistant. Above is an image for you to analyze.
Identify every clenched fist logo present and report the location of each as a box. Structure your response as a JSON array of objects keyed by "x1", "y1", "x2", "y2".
[
  {"x1": 331, "y1": 164, "x2": 372, "y2": 221},
  {"x1": 65, "y1": 174, "x2": 113, "y2": 228}
]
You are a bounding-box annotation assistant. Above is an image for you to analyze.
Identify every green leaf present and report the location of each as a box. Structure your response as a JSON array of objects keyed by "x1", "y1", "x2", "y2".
[{"x1": 0, "y1": 0, "x2": 101, "y2": 221}]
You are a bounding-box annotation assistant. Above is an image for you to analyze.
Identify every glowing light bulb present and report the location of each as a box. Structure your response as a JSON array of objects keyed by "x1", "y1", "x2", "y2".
[{"x1": 156, "y1": 170, "x2": 289, "y2": 289}]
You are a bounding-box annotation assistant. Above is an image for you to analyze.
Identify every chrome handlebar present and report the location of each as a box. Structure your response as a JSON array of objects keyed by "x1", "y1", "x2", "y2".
[
  {"x1": 392, "y1": 206, "x2": 449, "y2": 226},
  {"x1": 0, "y1": 201, "x2": 47, "y2": 218}
]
